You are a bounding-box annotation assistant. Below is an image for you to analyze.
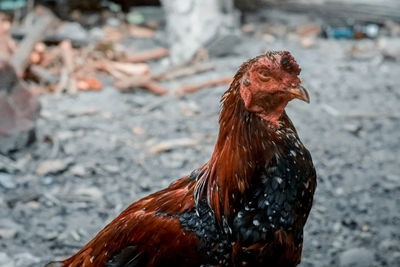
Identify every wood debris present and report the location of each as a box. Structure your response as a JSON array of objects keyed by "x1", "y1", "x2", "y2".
[
  {"x1": 128, "y1": 25, "x2": 155, "y2": 38},
  {"x1": 125, "y1": 47, "x2": 169, "y2": 63},
  {"x1": 1, "y1": 5, "x2": 227, "y2": 97},
  {"x1": 154, "y1": 62, "x2": 215, "y2": 81},
  {"x1": 178, "y1": 76, "x2": 232, "y2": 96},
  {"x1": 148, "y1": 138, "x2": 198, "y2": 154},
  {"x1": 114, "y1": 75, "x2": 167, "y2": 95},
  {"x1": 77, "y1": 78, "x2": 102, "y2": 91}
]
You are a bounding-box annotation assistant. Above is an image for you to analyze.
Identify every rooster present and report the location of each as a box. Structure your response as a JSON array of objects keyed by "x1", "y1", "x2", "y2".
[{"x1": 49, "y1": 51, "x2": 316, "y2": 267}]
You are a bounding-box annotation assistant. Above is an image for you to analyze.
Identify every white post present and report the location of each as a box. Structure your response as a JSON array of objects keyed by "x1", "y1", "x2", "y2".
[{"x1": 161, "y1": 0, "x2": 239, "y2": 64}]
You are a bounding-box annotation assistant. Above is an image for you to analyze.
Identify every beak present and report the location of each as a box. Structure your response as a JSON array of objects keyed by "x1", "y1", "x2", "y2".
[{"x1": 286, "y1": 85, "x2": 310, "y2": 103}]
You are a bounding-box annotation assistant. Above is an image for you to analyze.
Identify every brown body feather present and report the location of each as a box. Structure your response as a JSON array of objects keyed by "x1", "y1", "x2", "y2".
[{"x1": 61, "y1": 177, "x2": 201, "y2": 266}]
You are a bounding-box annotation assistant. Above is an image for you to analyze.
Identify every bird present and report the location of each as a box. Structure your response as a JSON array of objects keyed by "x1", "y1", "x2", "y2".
[{"x1": 49, "y1": 51, "x2": 316, "y2": 267}]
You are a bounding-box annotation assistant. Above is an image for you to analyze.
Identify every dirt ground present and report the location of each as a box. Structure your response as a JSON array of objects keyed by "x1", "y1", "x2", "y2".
[{"x1": 0, "y1": 7, "x2": 399, "y2": 267}]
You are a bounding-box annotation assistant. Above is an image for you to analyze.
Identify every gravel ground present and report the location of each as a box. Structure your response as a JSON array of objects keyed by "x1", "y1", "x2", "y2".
[{"x1": 0, "y1": 9, "x2": 399, "y2": 267}]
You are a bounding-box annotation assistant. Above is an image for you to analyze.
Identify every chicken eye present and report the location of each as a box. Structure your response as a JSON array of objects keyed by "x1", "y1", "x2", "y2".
[
  {"x1": 258, "y1": 70, "x2": 271, "y2": 81},
  {"x1": 260, "y1": 71, "x2": 270, "y2": 77}
]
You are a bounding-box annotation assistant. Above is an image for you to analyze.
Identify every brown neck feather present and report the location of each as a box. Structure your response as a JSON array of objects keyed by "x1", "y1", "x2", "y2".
[{"x1": 194, "y1": 70, "x2": 294, "y2": 221}]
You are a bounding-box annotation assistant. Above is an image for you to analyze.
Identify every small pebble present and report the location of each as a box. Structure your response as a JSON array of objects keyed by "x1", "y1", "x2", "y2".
[
  {"x1": 0, "y1": 173, "x2": 16, "y2": 189},
  {"x1": 339, "y1": 248, "x2": 374, "y2": 267},
  {"x1": 0, "y1": 228, "x2": 17, "y2": 239},
  {"x1": 0, "y1": 252, "x2": 14, "y2": 267}
]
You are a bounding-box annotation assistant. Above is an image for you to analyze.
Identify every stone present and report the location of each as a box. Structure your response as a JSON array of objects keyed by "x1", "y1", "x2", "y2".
[
  {"x1": 88, "y1": 27, "x2": 105, "y2": 41},
  {"x1": 384, "y1": 174, "x2": 398, "y2": 182},
  {"x1": 0, "y1": 59, "x2": 40, "y2": 153},
  {"x1": 56, "y1": 22, "x2": 88, "y2": 44},
  {"x1": 14, "y1": 252, "x2": 40, "y2": 267},
  {"x1": 300, "y1": 37, "x2": 316, "y2": 48},
  {"x1": 139, "y1": 180, "x2": 151, "y2": 191},
  {"x1": 0, "y1": 173, "x2": 16, "y2": 189},
  {"x1": 339, "y1": 248, "x2": 374, "y2": 267},
  {"x1": 41, "y1": 176, "x2": 54, "y2": 185},
  {"x1": 106, "y1": 17, "x2": 121, "y2": 28},
  {"x1": 0, "y1": 154, "x2": 20, "y2": 173},
  {"x1": 102, "y1": 164, "x2": 119, "y2": 174},
  {"x1": 35, "y1": 159, "x2": 72, "y2": 175},
  {"x1": 379, "y1": 37, "x2": 400, "y2": 60},
  {"x1": 69, "y1": 164, "x2": 87, "y2": 177},
  {"x1": 126, "y1": 6, "x2": 166, "y2": 26},
  {"x1": 343, "y1": 123, "x2": 362, "y2": 135},
  {"x1": 75, "y1": 187, "x2": 103, "y2": 199},
  {"x1": 347, "y1": 40, "x2": 381, "y2": 60},
  {"x1": 0, "y1": 228, "x2": 17, "y2": 239},
  {"x1": 378, "y1": 239, "x2": 398, "y2": 251},
  {"x1": 384, "y1": 21, "x2": 400, "y2": 37},
  {"x1": 0, "y1": 252, "x2": 14, "y2": 267}
]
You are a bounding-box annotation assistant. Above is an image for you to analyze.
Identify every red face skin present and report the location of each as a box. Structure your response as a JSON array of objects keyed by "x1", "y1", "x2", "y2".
[{"x1": 239, "y1": 52, "x2": 307, "y2": 127}]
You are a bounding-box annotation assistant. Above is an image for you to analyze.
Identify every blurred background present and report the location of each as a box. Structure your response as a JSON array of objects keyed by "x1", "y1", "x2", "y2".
[{"x1": 0, "y1": 0, "x2": 399, "y2": 266}]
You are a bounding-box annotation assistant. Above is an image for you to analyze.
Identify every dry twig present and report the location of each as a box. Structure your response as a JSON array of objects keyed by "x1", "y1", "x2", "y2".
[
  {"x1": 346, "y1": 113, "x2": 400, "y2": 120},
  {"x1": 178, "y1": 76, "x2": 233, "y2": 95},
  {"x1": 148, "y1": 138, "x2": 198, "y2": 154},
  {"x1": 125, "y1": 48, "x2": 169, "y2": 63},
  {"x1": 154, "y1": 62, "x2": 215, "y2": 81},
  {"x1": 128, "y1": 25, "x2": 155, "y2": 38},
  {"x1": 114, "y1": 75, "x2": 168, "y2": 95},
  {"x1": 56, "y1": 40, "x2": 76, "y2": 93}
]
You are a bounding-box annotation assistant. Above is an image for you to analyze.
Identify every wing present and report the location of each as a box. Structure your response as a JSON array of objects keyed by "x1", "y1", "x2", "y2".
[
  {"x1": 107, "y1": 246, "x2": 145, "y2": 267},
  {"x1": 61, "y1": 176, "x2": 203, "y2": 267}
]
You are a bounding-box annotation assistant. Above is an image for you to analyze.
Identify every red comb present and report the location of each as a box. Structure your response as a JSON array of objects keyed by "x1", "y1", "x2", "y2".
[{"x1": 280, "y1": 51, "x2": 301, "y2": 75}]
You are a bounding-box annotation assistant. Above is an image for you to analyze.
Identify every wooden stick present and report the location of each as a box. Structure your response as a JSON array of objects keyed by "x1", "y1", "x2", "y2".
[
  {"x1": 55, "y1": 67, "x2": 68, "y2": 93},
  {"x1": 114, "y1": 75, "x2": 168, "y2": 95},
  {"x1": 114, "y1": 75, "x2": 151, "y2": 91},
  {"x1": 56, "y1": 40, "x2": 76, "y2": 93},
  {"x1": 148, "y1": 138, "x2": 198, "y2": 154},
  {"x1": 125, "y1": 48, "x2": 169, "y2": 63},
  {"x1": 10, "y1": 7, "x2": 55, "y2": 77},
  {"x1": 59, "y1": 40, "x2": 74, "y2": 73},
  {"x1": 346, "y1": 113, "x2": 400, "y2": 120},
  {"x1": 142, "y1": 80, "x2": 168, "y2": 95},
  {"x1": 178, "y1": 76, "x2": 232, "y2": 95},
  {"x1": 154, "y1": 62, "x2": 215, "y2": 81},
  {"x1": 109, "y1": 61, "x2": 150, "y2": 76}
]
